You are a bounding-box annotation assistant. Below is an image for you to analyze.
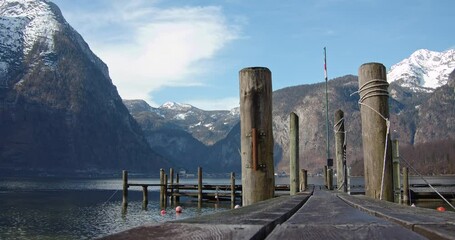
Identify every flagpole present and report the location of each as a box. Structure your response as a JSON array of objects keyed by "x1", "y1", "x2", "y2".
[{"x1": 324, "y1": 47, "x2": 330, "y2": 162}]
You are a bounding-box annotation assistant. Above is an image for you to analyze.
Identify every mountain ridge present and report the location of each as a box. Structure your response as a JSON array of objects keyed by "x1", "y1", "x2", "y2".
[{"x1": 0, "y1": 0, "x2": 169, "y2": 176}]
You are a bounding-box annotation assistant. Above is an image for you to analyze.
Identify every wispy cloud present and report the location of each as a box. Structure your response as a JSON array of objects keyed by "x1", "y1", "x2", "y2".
[
  {"x1": 187, "y1": 97, "x2": 239, "y2": 111},
  {"x1": 62, "y1": 1, "x2": 241, "y2": 106}
]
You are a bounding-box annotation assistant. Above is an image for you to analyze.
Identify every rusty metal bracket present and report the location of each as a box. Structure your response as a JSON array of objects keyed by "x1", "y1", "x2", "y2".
[{"x1": 252, "y1": 128, "x2": 258, "y2": 171}]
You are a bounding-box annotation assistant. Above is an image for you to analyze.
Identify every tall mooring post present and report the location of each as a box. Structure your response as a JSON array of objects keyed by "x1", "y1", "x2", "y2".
[
  {"x1": 239, "y1": 67, "x2": 275, "y2": 206},
  {"x1": 358, "y1": 63, "x2": 393, "y2": 202},
  {"x1": 289, "y1": 112, "x2": 300, "y2": 195},
  {"x1": 334, "y1": 109, "x2": 347, "y2": 192}
]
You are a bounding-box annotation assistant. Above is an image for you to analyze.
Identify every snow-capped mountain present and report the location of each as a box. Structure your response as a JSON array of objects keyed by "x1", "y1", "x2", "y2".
[
  {"x1": 124, "y1": 100, "x2": 240, "y2": 145},
  {"x1": 0, "y1": 0, "x2": 108, "y2": 84},
  {"x1": 387, "y1": 49, "x2": 455, "y2": 91},
  {"x1": 0, "y1": 0, "x2": 168, "y2": 175}
]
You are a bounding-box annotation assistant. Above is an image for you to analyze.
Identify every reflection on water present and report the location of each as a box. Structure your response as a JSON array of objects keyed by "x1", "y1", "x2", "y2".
[{"x1": 0, "y1": 178, "x2": 230, "y2": 240}]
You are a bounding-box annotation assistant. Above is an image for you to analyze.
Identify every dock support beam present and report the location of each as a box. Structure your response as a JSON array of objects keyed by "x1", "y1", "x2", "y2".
[
  {"x1": 122, "y1": 170, "x2": 128, "y2": 209},
  {"x1": 403, "y1": 167, "x2": 409, "y2": 205},
  {"x1": 300, "y1": 169, "x2": 307, "y2": 191},
  {"x1": 142, "y1": 186, "x2": 148, "y2": 209},
  {"x1": 289, "y1": 112, "x2": 300, "y2": 195},
  {"x1": 239, "y1": 67, "x2": 275, "y2": 206},
  {"x1": 392, "y1": 140, "x2": 401, "y2": 204},
  {"x1": 231, "y1": 172, "x2": 236, "y2": 208},
  {"x1": 169, "y1": 168, "x2": 174, "y2": 205},
  {"x1": 358, "y1": 63, "x2": 393, "y2": 202},
  {"x1": 335, "y1": 109, "x2": 346, "y2": 192},
  {"x1": 160, "y1": 168, "x2": 165, "y2": 208},
  {"x1": 175, "y1": 173, "x2": 180, "y2": 204},
  {"x1": 198, "y1": 167, "x2": 203, "y2": 207},
  {"x1": 327, "y1": 168, "x2": 333, "y2": 190}
]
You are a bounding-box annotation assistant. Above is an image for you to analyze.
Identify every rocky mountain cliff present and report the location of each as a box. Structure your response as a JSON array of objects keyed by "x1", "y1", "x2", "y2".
[{"x1": 0, "y1": 0, "x2": 168, "y2": 176}]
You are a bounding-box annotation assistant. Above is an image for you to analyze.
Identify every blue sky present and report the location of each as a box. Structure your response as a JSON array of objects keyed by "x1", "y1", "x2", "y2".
[{"x1": 52, "y1": 0, "x2": 455, "y2": 110}]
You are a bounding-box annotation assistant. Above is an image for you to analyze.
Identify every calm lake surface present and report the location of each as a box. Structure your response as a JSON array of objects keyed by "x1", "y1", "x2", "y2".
[
  {"x1": 0, "y1": 175, "x2": 453, "y2": 239},
  {"x1": 0, "y1": 177, "x2": 234, "y2": 239}
]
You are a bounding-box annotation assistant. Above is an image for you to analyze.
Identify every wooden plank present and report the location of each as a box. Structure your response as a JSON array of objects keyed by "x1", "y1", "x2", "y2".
[
  {"x1": 266, "y1": 224, "x2": 426, "y2": 240},
  {"x1": 338, "y1": 192, "x2": 455, "y2": 239},
  {"x1": 267, "y1": 189, "x2": 427, "y2": 240},
  {"x1": 99, "y1": 223, "x2": 264, "y2": 240},
  {"x1": 127, "y1": 183, "x2": 163, "y2": 187},
  {"x1": 102, "y1": 192, "x2": 312, "y2": 240}
]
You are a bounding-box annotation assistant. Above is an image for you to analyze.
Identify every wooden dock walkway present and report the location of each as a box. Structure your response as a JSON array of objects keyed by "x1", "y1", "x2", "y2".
[{"x1": 101, "y1": 187, "x2": 455, "y2": 240}]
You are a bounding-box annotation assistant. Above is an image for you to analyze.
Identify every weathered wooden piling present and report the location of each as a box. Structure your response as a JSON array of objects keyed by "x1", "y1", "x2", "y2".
[
  {"x1": 403, "y1": 167, "x2": 409, "y2": 205},
  {"x1": 239, "y1": 67, "x2": 275, "y2": 206},
  {"x1": 289, "y1": 112, "x2": 300, "y2": 195},
  {"x1": 334, "y1": 109, "x2": 346, "y2": 192},
  {"x1": 159, "y1": 168, "x2": 165, "y2": 208},
  {"x1": 299, "y1": 169, "x2": 307, "y2": 191},
  {"x1": 169, "y1": 168, "x2": 174, "y2": 204},
  {"x1": 324, "y1": 166, "x2": 328, "y2": 187},
  {"x1": 231, "y1": 172, "x2": 236, "y2": 208},
  {"x1": 122, "y1": 170, "x2": 128, "y2": 208},
  {"x1": 347, "y1": 167, "x2": 351, "y2": 194},
  {"x1": 392, "y1": 140, "x2": 401, "y2": 204},
  {"x1": 198, "y1": 167, "x2": 203, "y2": 205},
  {"x1": 358, "y1": 63, "x2": 393, "y2": 202},
  {"x1": 142, "y1": 186, "x2": 148, "y2": 209},
  {"x1": 327, "y1": 168, "x2": 333, "y2": 190},
  {"x1": 163, "y1": 174, "x2": 168, "y2": 208},
  {"x1": 175, "y1": 173, "x2": 180, "y2": 204}
]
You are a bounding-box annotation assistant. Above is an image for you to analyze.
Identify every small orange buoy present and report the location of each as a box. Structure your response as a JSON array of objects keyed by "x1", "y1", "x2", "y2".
[
  {"x1": 175, "y1": 206, "x2": 183, "y2": 213},
  {"x1": 160, "y1": 209, "x2": 166, "y2": 215},
  {"x1": 437, "y1": 206, "x2": 446, "y2": 212}
]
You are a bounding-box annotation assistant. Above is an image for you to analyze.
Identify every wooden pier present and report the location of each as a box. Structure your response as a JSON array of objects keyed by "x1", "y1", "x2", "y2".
[
  {"x1": 121, "y1": 168, "x2": 292, "y2": 210},
  {"x1": 103, "y1": 187, "x2": 455, "y2": 240},
  {"x1": 104, "y1": 63, "x2": 455, "y2": 239}
]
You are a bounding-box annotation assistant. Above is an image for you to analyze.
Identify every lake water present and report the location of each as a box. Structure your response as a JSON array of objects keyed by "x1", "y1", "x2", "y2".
[
  {"x1": 0, "y1": 175, "x2": 453, "y2": 239},
  {"x1": 0, "y1": 177, "x2": 233, "y2": 239}
]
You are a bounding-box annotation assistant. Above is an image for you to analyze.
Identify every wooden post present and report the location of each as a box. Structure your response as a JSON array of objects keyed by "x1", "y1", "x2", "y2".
[
  {"x1": 343, "y1": 159, "x2": 348, "y2": 193},
  {"x1": 324, "y1": 166, "x2": 328, "y2": 188},
  {"x1": 231, "y1": 172, "x2": 236, "y2": 208},
  {"x1": 198, "y1": 167, "x2": 203, "y2": 205},
  {"x1": 169, "y1": 168, "x2": 174, "y2": 205},
  {"x1": 159, "y1": 168, "x2": 165, "y2": 208},
  {"x1": 142, "y1": 186, "x2": 148, "y2": 209},
  {"x1": 239, "y1": 67, "x2": 275, "y2": 206},
  {"x1": 164, "y1": 174, "x2": 168, "y2": 209},
  {"x1": 358, "y1": 63, "x2": 393, "y2": 202},
  {"x1": 289, "y1": 112, "x2": 300, "y2": 195},
  {"x1": 334, "y1": 109, "x2": 346, "y2": 192},
  {"x1": 122, "y1": 170, "x2": 128, "y2": 209},
  {"x1": 300, "y1": 169, "x2": 307, "y2": 191},
  {"x1": 403, "y1": 167, "x2": 409, "y2": 206},
  {"x1": 327, "y1": 168, "x2": 333, "y2": 190},
  {"x1": 347, "y1": 167, "x2": 351, "y2": 194},
  {"x1": 392, "y1": 140, "x2": 401, "y2": 204},
  {"x1": 175, "y1": 173, "x2": 180, "y2": 204}
]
